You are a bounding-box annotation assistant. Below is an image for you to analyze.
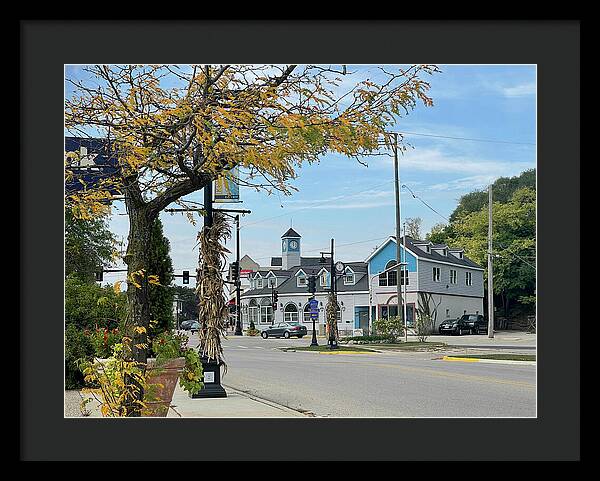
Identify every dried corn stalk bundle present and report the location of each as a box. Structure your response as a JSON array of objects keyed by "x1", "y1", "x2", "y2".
[
  {"x1": 325, "y1": 292, "x2": 339, "y2": 342},
  {"x1": 196, "y1": 211, "x2": 231, "y2": 370}
]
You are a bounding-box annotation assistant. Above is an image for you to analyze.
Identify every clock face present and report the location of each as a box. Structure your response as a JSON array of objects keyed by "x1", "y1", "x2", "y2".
[
  {"x1": 289, "y1": 240, "x2": 299, "y2": 251},
  {"x1": 335, "y1": 261, "x2": 345, "y2": 273}
]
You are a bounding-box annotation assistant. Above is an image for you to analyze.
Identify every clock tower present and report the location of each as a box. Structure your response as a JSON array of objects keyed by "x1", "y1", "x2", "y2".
[{"x1": 281, "y1": 228, "x2": 301, "y2": 269}]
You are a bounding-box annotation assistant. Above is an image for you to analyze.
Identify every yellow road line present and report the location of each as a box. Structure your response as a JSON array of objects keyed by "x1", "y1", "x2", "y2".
[{"x1": 443, "y1": 356, "x2": 480, "y2": 362}]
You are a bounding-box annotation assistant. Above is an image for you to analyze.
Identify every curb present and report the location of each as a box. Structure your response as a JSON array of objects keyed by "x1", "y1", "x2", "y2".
[
  {"x1": 222, "y1": 385, "x2": 311, "y2": 417},
  {"x1": 442, "y1": 356, "x2": 536, "y2": 366}
]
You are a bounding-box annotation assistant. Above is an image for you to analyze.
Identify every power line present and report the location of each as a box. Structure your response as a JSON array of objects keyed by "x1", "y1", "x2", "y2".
[
  {"x1": 389, "y1": 130, "x2": 536, "y2": 146},
  {"x1": 401, "y1": 184, "x2": 450, "y2": 223}
]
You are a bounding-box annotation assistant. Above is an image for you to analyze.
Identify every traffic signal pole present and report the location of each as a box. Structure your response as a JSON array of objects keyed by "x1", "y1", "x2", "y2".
[{"x1": 234, "y1": 214, "x2": 243, "y2": 335}]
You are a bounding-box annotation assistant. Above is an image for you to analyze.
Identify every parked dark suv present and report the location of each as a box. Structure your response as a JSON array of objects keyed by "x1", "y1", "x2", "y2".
[
  {"x1": 438, "y1": 318, "x2": 470, "y2": 336},
  {"x1": 261, "y1": 322, "x2": 307, "y2": 339},
  {"x1": 460, "y1": 314, "x2": 488, "y2": 334}
]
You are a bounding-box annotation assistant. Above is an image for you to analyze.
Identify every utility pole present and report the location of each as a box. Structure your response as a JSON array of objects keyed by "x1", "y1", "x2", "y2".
[
  {"x1": 488, "y1": 184, "x2": 495, "y2": 339},
  {"x1": 392, "y1": 133, "x2": 404, "y2": 333},
  {"x1": 329, "y1": 238, "x2": 338, "y2": 350},
  {"x1": 402, "y1": 223, "x2": 408, "y2": 343}
]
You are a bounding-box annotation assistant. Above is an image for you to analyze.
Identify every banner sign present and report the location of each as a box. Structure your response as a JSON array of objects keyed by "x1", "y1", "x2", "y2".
[
  {"x1": 65, "y1": 137, "x2": 121, "y2": 195},
  {"x1": 214, "y1": 166, "x2": 240, "y2": 203}
]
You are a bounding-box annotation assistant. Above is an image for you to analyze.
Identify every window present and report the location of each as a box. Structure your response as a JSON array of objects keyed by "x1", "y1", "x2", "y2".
[
  {"x1": 303, "y1": 303, "x2": 314, "y2": 323},
  {"x1": 449, "y1": 269, "x2": 457, "y2": 284},
  {"x1": 432, "y1": 267, "x2": 441, "y2": 282},
  {"x1": 257, "y1": 278, "x2": 263, "y2": 289},
  {"x1": 344, "y1": 269, "x2": 355, "y2": 285},
  {"x1": 400, "y1": 269, "x2": 409, "y2": 285},
  {"x1": 379, "y1": 260, "x2": 398, "y2": 287},
  {"x1": 268, "y1": 277, "x2": 276, "y2": 288},
  {"x1": 249, "y1": 299, "x2": 258, "y2": 325},
  {"x1": 466, "y1": 272, "x2": 472, "y2": 286},
  {"x1": 320, "y1": 271, "x2": 329, "y2": 287},
  {"x1": 297, "y1": 274, "x2": 307, "y2": 287},
  {"x1": 260, "y1": 298, "x2": 273, "y2": 324},
  {"x1": 284, "y1": 303, "x2": 299, "y2": 323}
]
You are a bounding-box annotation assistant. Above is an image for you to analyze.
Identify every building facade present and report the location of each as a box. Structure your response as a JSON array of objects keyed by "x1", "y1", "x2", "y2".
[
  {"x1": 237, "y1": 229, "x2": 484, "y2": 335},
  {"x1": 365, "y1": 236, "x2": 484, "y2": 330}
]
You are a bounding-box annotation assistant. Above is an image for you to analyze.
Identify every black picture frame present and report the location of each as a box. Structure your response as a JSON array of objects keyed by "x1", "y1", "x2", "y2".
[{"x1": 21, "y1": 20, "x2": 580, "y2": 461}]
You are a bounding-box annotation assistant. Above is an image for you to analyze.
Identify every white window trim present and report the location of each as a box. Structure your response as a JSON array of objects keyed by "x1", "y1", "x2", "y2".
[
  {"x1": 466, "y1": 271, "x2": 473, "y2": 286},
  {"x1": 343, "y1": 267, "x2": 355, "y2": 285},
  {"x1": 450, "y1": 269, "x2": 457, "y2": 284},
  {"x1": 268, "y1": 277, "x2": 277, "y2": 288},
  {"x1": 257, "y1": 279, "x2": 264, "y2": 289}
]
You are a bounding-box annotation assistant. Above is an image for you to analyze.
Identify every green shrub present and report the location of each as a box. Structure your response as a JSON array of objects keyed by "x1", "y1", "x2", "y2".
[
  {"x1": 372, "y1": 315, "x2": 404, "y2": 341},
  {"x1": 65, "y1": 324, "x2": 95, "y2": 389},
  {"x1": 340, "y1": 334, "x2": 396, "y2": 344}
]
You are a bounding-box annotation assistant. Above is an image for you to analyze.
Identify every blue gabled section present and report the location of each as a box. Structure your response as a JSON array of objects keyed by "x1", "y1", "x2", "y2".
[{"x1": 368, "y1": 238, "x2": 417, "y2": 274}]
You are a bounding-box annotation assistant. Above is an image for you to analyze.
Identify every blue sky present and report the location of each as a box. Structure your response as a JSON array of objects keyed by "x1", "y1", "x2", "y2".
[{"x1": 66, "y1": 65, "x2": 536, "y2": 287}]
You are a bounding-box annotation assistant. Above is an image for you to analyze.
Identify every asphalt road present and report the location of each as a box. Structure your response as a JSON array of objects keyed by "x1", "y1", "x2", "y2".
[{"x1": 186, "y1": 333, "x2": 536, "y2": 418}]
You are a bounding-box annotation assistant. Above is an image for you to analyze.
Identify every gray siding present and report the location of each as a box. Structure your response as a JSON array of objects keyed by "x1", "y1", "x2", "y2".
[{"x1": 418, "y1": 259, "x2": 484, "y2": 298}]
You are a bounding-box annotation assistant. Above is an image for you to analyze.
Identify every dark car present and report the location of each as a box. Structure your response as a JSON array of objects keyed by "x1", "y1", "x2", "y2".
[
  {"x1": 261, "y1": 322, "x2": 307, "y2": 339},
  {"x1": 438, "y1": 318, "x2": 470, "y2": 336},
  {"x1": 460, "y1": 314, "x2": 488, "y2": 334}
]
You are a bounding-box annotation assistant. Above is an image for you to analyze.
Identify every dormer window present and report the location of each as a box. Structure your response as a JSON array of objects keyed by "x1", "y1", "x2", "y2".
[
  {"x1": 257, "y1": 278, "x2": 264, "y2": 289},
  {"x1": 268, "y1": 277, "x2": 276, "y2": 288},
  {"x1": 344, "y1": 268, "x2": 355, "y2": 285},
  {"x1": 320, "y1": 270, "x2": 330, "y2": 287}
]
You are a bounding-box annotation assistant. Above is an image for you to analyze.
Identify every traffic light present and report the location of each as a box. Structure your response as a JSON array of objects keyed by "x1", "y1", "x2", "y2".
[
  {"x1": 182, "y1": 270, "x2": 189, "y2": 284},
  {"x1": 95, "y1": 270, "x2": 103, "y2": 282},
  {"x1": 308, "y1": 275, "x2": 316, "y2": 294},
  {"x1": 272, "y1": 290, "x2": 278, "y2": 309},
  {"x1": 231, "y1": 261, "x2": 239, "y2": 282}
]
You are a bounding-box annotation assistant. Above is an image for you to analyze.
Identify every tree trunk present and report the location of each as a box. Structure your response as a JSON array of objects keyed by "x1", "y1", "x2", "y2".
[{"x1": 123, "y1": 198, "x2": 156, "y2": 416}]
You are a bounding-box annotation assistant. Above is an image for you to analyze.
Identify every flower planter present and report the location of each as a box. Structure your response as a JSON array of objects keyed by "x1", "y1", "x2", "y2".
[{"x1": 143, "y1": 357, "x2": 185, "y2": 417}]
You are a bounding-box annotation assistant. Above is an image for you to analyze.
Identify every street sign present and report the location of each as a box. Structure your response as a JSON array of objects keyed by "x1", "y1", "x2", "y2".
[{"x1": 309, "y1": 298, "x2": 319, "y2": 319}]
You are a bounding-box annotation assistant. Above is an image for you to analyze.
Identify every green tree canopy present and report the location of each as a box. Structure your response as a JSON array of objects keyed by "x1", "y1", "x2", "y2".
[
  {"x1": 449, "y1": 169, "x2": 536, "y2": 222},
  {"x1": 147, "y1": 218, "x2": 175, "y2": 337},
  {"x1": 65, "y1": 209, "x2": 117, "y2": 283}
]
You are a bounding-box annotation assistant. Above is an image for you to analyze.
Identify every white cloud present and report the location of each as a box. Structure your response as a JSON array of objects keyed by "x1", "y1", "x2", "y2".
[{"x1": 499, "y1": 82, "x2": 536, "y2": 98}]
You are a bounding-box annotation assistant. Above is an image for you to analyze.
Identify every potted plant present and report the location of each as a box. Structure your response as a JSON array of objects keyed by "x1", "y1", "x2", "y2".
[
  {"x1": 144, "y1": 331, "x2": 203, "y2": 417},
  {"x1": 80, "y1": 330, "x2": 203, "y2": 417}
]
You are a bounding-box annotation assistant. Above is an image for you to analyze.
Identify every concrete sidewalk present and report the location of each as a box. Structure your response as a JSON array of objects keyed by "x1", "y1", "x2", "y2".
[{"x1": 65, "y1": 383, "x2": 307, "y2": 418}]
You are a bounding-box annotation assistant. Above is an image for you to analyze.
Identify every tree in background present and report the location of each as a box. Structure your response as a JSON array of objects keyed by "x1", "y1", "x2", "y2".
[
  {"x1": 445, "y1": 186, "x2": 536, "y2": 319},
  {"x1": 404, "y1": 217, "x2": 423, "y2": 239},
  {"x1": 423, "y1": 169, "x2": 536, "y2": 322},
  {"x1": 171, "y1": 285, "x2": 199, "y2": 324},
  {"x1": 426, "y1": 222, "x2": 448, "y2": 244},
  {"x1": 147, "y1": 218, "x2": 174, "y2": 338},
  {"x1": 449, "y1": 169, "x2": 535, "y2": 222},
  {"x1": 65, "y1": 209, "x2": 117, "y2": 283}
]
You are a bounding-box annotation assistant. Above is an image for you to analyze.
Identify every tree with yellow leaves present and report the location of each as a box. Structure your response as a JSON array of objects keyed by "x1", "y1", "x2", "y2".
[{"x1": 65, "y1": 64, "x2": 439, "y2": 414}]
